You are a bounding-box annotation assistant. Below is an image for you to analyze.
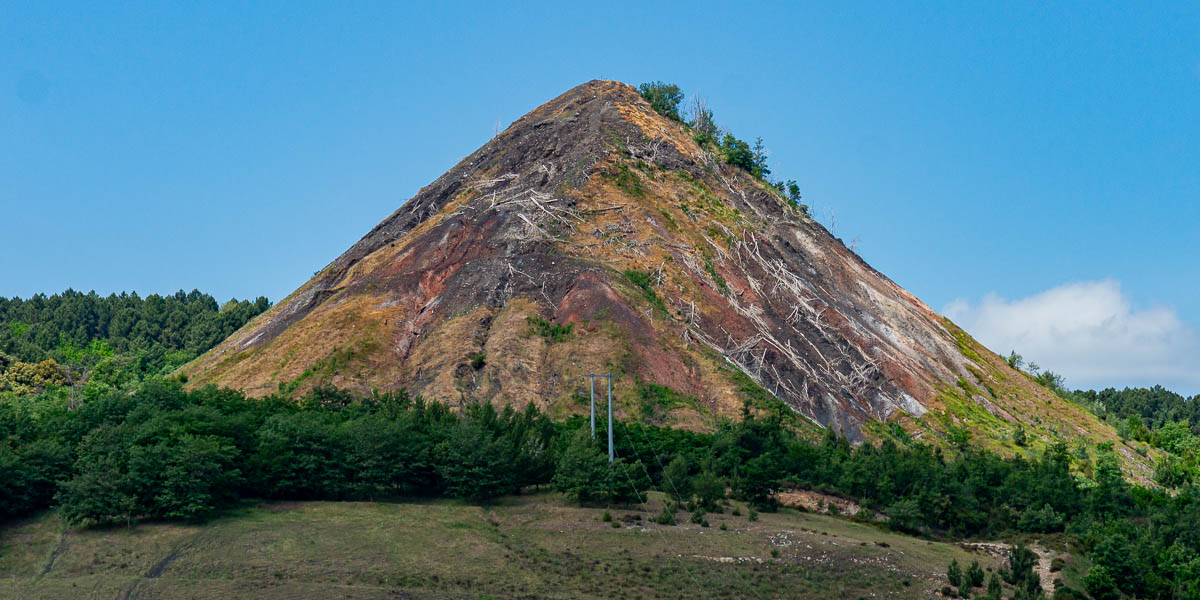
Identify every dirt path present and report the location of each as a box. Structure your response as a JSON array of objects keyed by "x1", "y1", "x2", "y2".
[
  {"x1": 962, "y1": 541, "x2": 1056, "y2": 594},
  {"x1": 1033, "y1": 546, "x2": 1056, "y2": 593},
  {"x1": 38, "y1": 530, "x2": 71, "y2": 576}
]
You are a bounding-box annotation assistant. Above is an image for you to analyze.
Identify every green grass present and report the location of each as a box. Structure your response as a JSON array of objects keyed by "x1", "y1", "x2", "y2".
[{"x1": 0, "y1": 494, "x2": 1007, "y2": 599}]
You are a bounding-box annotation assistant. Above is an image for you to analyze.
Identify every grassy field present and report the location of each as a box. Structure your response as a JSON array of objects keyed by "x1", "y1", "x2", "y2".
[{"x1": 1, "y1": 493, "x2": 1012, "y2": 599}]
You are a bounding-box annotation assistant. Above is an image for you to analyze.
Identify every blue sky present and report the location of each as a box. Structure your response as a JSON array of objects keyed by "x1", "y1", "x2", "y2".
[{"x1": 2, "y1": 2, "x2": 1197, "y2": 392}]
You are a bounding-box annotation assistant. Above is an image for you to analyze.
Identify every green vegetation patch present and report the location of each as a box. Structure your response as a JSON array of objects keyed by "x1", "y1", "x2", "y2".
[
  {"x1": 634, "y1": 379, "x2": 701, "y2": 422},
  {"x1": 598, "y1": 161, "x2": 645, "y2": 197},
  {"x1": 943, "y1": 318, "x2": 984, "y2": 364},
  {"x1": 526, "y1": 316, "x2": 574, "y2": 343},
  {"x1": 623, "y1": 269, "x2": 668, "y2": 315}
]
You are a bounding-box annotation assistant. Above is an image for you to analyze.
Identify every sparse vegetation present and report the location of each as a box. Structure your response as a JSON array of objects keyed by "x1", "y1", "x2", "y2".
[
  {"x1": 599, "y1": 161, "x2": 645, "y2": 196},
  {"x1": 623, "y1": 269, "x2": 668, "y2": 314},
  {"x1": 527, "y1": 315, "x2": 574, "y2": 343},
  {"x1": 639, "y1": 80, "x2": 805, "y2": 202}
]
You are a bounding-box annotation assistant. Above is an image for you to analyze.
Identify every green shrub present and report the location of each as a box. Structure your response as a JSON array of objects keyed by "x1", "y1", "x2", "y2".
[
  {"x1": 526, "y1": 316, "x2": 573, "y2": 343},
  {"x1": 469, "y1": 352, "x2": 487, "y2": 370},
  {"x1": 623, "y1": 270, "x2": 667, "y2": 314},
  {"x1": 653, "y1": 505, "x2": 677, "y2": 525}
]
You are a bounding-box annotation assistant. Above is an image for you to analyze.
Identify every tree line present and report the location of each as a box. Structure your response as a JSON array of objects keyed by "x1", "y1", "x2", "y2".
[
  {"x1": 0, "y1": 289, "x2": 269, "y2": 394},
  {"x1": 3, "y1": 380, "x2": 1199, "y2": 598}
]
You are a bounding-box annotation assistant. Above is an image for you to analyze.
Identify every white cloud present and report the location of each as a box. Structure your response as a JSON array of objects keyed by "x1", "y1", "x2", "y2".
[{"x1": 943, "y1": 280, "x2": 1200, "y2": 393}]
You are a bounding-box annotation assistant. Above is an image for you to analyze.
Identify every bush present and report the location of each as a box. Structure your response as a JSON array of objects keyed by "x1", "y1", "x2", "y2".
[
  {"x1": 526, "y1": 316, "x2": 573, "y2": 343},
  {"x1": 469, "y1": 352, "x2": 486, "y2": 370},
  {"x1": 1013, "y1": 425, "x2": 1028, "y2": 446},
  {"x1": 1049, "y1": 557, "x2": 1065, "y2": 573},
  {"x1": 1018, "y1": 503, "x2": 1064, "y2": 533},
  {"x1": 1083, "y1": 565, "x2": 1120, "y2": 600},
  {"x1": 653, "y1": 505, "x2": 676, "y2": 525}
]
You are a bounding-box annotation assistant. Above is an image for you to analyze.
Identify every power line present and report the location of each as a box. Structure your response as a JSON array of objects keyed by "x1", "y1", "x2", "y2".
[
  {"x1": 620, "y1": 420, "x2": 769, "y2": 600},
  {"x1": 608, "y1": 444, "x2": 716, "y2": 600}
]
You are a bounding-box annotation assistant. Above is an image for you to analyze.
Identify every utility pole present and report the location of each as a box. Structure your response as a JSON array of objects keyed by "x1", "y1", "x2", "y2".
[
  {"x1": 582, "y1": 373, "x2": 617, "y2": 461},
  {"x1": 607, "y1": 374, "x2": 614, "y2": 463},
  {"x1": 583, "y1": 376, "x2": 596, "y2": 439}
]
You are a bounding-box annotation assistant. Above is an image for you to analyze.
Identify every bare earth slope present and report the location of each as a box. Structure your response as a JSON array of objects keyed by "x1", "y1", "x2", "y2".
[{"x1": 182, "y1": 80, "x2": 1144, "y2": 467}]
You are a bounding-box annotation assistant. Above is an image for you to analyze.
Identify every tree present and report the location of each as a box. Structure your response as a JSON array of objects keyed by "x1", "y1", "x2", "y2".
[
  {"x1": 1018, "y1": 503, "x2": 1064, "y2": 533},
  {"x1": 437, "y1": 419, "x2": 515, "y2": 503},
  {"x1": 637, "y1": 82, "x2": 683, "y2": 122},
  {"x1": 751, "y1": 137, "x2": 771, "y2": 178},
  {"x1": 986, "y1": 572, "x2": 1002, "y2": 599},
  {"x1": 689, "y1": 97, "x2": 717, "y2": 144},
  {"x1": 966, "y1": 560, "x2": 985, "y2": 588},
  {"x1": 734, "y1": 452, "x2": 783, "y2": 510},
  {"x1": 884, "y1": 497, "x2": 924, "y2": 534},
  {"x1": 1154, "y1": 454, "x2": 1191, "y2": 488},
  {"x1": 691, "y1": 470, "x2": 725, "y2": 512},
  {"x1": 785, "y1": 180, "x2": 799, "y2": 202},
  {"x1": 553, "y1": 429, "x2": 613, "y2": 504},
  {"x1": 1006, "y1": 350, "x2": 1024, "y2": 369},
  {"x1": 1083, "y1": 565, "x2": 1120, "y2": 600},
  {"x1": 1006, "y1": 544, "x2": 1037, "y2": 584},
  {"x1": 154, "y1": 435, "x2": 241, "y2": 521},
  {"x1": 1090, "y1": 535, "x2": 1136, "y2": 594},
  {"x1": 720, "y1": 134, "x2": 759, "y2": 177},
  {"x1": 948, "y1": 559, "x2": 963, "y2": 589},
  {"x1": 1013, "y1": 425, "x2": 1028, "y2": 447},
  {"x1": 56, "y1": 426, "x2": 140, "y2": 527},
  {"x1": 662, "y1": 454, "x2": 693, "y2": 503}
]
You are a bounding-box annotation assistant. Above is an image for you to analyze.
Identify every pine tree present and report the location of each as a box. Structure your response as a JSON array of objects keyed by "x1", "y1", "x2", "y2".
[
  {"x1": 948, "y1": 558, "x2": 963, "y2": 589},
  {"x1": 967, "y1": 560, "x2": 985, "y2": 588},
  {"x1": 986, "y1": 572, "x2": 1003, "y2": 599}
]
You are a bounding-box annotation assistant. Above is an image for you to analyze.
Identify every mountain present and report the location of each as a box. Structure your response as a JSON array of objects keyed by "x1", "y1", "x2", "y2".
[{"x1": 182, "y1": 80, "x2": 1141, "y2": 463}]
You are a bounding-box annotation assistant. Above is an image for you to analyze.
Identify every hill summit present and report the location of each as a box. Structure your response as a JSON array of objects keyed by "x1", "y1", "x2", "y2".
[{"x1": 183, "y1": 80, "x2": 1132, "y2": 452}]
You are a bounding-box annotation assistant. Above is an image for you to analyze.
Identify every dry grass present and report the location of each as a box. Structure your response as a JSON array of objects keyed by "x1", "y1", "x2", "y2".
[{"x1": 1, "y1": 493, "x2": 1006, "y2": 599}]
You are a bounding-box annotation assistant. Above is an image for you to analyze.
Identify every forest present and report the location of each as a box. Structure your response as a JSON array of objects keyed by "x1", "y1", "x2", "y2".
[{"x1": 0, "y1": 289, "x2": 269, "y2": 394}]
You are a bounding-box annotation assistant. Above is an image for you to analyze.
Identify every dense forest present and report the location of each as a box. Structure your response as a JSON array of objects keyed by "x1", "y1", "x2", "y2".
[
  {"x1": 0, "y1": 289, "x2": 270, "y2": 394},
  {"x1": 2, "y1": 380, "x2": 1199, "y2": 599}
]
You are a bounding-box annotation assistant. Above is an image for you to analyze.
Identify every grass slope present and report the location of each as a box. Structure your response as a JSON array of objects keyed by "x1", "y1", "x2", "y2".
[{"x1": 2, "y1": 493, "x2": 1011, "y2": 599}]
